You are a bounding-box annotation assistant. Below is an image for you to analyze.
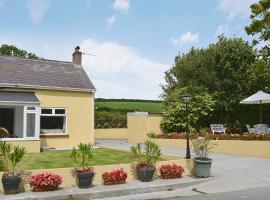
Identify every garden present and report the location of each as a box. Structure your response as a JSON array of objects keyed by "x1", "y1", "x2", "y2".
[{"x1": 0, "y1": 140, "x2": 188, "y2": 195}]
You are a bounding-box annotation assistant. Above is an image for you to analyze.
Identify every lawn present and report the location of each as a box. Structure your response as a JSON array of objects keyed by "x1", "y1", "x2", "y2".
[{"x1": 17, "y1": 148, "x2": 157, "y2": 170}]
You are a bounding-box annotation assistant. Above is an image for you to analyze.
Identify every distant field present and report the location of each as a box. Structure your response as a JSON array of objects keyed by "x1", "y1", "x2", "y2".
[
  {"x1": 95, "y1": 101, "x2": 162, "y2": 112},
  {"x1": 95, "y1": 98, "x2": 162, "y2": 113},
  {"x1": 95, "y1": 99, "x2": 162, "y2": 128}
]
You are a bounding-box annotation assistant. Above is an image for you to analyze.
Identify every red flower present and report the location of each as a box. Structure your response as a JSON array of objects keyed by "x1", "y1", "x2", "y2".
[
  {"x1": 102, "y1": 168, "x2": 127, "y2": 183},
  {"x1": 27, "y1": 172, "x2": 62, "y2": 192},
  {"x1": 159, "y1": 163, "x2": 184, "y2": 179}
]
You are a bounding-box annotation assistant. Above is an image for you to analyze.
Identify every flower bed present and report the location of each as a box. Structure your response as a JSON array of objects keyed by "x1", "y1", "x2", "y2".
[
  {"x1": 155, "y1": 132, "x2": 270, "y2": 141},
  {"x1": 102, "y1": 168, "x2": 127, "y2": 185},
  {"x1": 27, "y1": 172, "x2": 62, "y2": 192},
  {"x1": 159, "y1": 163, "x2": 184, "y2": 179}
]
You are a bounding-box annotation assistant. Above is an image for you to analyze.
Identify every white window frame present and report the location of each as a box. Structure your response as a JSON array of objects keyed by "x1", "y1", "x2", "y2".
[
  {"x1": 23, "y1": 105, "x2": 40, "y2": 139},
  {"x1": 40, "y1": 108, "x2": 67, "y2": 135}
]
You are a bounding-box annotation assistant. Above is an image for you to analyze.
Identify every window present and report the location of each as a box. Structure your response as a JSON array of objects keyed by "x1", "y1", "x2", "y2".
[{"x1": 40, "y1": 108, "x2": 67, "y2": 134}]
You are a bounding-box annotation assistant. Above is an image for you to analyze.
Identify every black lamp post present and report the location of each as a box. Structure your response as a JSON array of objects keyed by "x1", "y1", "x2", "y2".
[{"x1": 181, "y1": 93, "x2": 192, "y2": 159}]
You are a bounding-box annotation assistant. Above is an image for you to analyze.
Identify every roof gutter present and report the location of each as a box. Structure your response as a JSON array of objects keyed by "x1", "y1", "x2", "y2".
[{"x1": 0, "y1": 83, "x2": 96, "y2": 93}]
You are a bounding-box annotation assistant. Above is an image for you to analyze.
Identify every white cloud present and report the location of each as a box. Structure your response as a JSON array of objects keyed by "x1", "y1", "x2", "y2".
[
  {"x1": 217, "y1": 0, "x2": 257, "y2": 21},
  {"x1": 113, "y1": 0, "x2": 130, "y2": 12},
  {"x1": 215, "y1": 24, "x2": 229, "y2": 37},
  {"x1": 80, "y1": 38, "x2": 169, "y2": 99},
  {"x1": 169, "y1": 32, "x2": 199, "y2": 46},
  {"x1": 107, "y1": 15, "x2": 116, "y2": 28},
  {"x1": 26, "y1": 0, "x2": 50, "y2": 25}
]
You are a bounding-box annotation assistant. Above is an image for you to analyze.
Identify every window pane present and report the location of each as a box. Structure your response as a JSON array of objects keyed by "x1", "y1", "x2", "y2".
[
  {"x1": 55, "y1": 109, "x2": 66, "y2": 114},
  {"x1": 26, "y1": 113, "x2": 35, "y2": 137},
  {"x1": 27, "y1": 107, "x2": 36, "y2": 111},
  {"x1": 40, "y1": 116, "x2": 65, "y2": 133},
  {"x1": 41, "y1": 109, "x2": 52, "y2": 114}
]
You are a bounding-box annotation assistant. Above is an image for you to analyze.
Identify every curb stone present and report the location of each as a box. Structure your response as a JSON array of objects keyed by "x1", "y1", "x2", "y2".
[{"x1": 0, "y1": 176, "x2": 213, "y2": 200}]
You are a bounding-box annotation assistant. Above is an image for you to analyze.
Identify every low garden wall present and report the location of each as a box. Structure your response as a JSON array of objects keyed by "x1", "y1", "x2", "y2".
[
  {"x1": 0, "y1": 159, "x2": 192, "y2": 193},
  {"x1": 94, "y1": 128, "x2": 128, "y2": 140},
  {"x1": 144, "y1": 139, "x2": 270, "y2": 159}
]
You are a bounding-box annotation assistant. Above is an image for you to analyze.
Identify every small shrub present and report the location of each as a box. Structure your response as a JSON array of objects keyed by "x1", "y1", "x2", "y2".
[
  {"x1": 131, "y1": 140, "x2": 161, "y2": 168},
  {"x1": 0, "y1": 141, "x2": 26, "y2": 175},
  {"x1": 69, "y1": 143, "x2": 95, "y2": 173},
  {"x1": 159, "y1": 163, "x2": 184, "y2": 179},
  {"x1": 102, "y1": 168, "x2": 127, "y2": 185},
  {"x1": 27, "y1": 172, "x2": 62, "y2": 192},
  {"x1": 147, "y1": 132, "x2": 156, "y2": 138}
]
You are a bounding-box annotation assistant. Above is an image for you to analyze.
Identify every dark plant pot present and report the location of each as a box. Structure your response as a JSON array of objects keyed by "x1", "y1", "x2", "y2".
[
  {"x1": 136, "y1": 166, "x2": 155, "y2": 182},
  {"x1": 193, "y1": 157, "x2": 212, "y2": 178},
  {"x1": 76, "y1": 171, "x2": 94, "y2": 189},
  {"x1": 2, "y1": 175, "x2": 21, "y2": 195}
]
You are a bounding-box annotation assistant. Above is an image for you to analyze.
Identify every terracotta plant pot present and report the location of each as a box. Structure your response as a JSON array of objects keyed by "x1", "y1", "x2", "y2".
[
  {"x1": 32, "y1": 185, "x2": 59, "y2": 192},
  {"x1": 103, "y1": 179, "x2": 126, "y2": 185},
  {"x1": 161, "y1": 174, "x2": 182, "y2": 179}
]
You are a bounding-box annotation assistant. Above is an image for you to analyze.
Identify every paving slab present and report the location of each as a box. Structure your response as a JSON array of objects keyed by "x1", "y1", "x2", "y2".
[
  {"x1": 0, "y1": 176, "x2": 211, "y2": 200},
  {"x1": 95, "y1": 139, "x2": 270, "y2": 195}
]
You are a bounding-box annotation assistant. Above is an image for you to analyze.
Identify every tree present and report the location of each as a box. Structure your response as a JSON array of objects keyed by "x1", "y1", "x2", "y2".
[
  {"x1": 162, "y1": 36, "x2": 270, "y2": 132},
  {"x1": 245, "y1": 0, "x2": 270, "y2": 59},
  {"x1": 161, "y1": 87, "x2": 215, "y2": 133},
  {"x1": 0, "y1": 44, "x2": 39, "y2": 59}
]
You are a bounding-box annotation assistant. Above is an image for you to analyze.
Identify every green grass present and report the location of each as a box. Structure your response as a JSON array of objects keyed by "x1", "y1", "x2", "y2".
[
  {"x1": 17, "y1": 148, "x2": 160, "y2": 170},
  {"x1": 95, "y1": 101, "x2": 162, "y2": 113}
]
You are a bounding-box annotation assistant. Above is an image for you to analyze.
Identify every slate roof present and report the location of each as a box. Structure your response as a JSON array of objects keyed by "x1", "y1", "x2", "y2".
[
  {"x1": 0, "y1": 91, "x2": 39, "y2": 104},
  {"x1": 0, "y1": 55, "x2": 95, "y2": 91}
]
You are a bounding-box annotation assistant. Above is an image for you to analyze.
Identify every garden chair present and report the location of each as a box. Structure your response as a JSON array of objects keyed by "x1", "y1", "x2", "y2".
[
  {"x1": 210, "y1": 124, "x2": 226, "y2": 134},
  {"x1": 254, "y1": 124, "x2": 269, "y2": 134},
  {"x1": 246, "y1": 124, "x2": 256, "y2": 133}
]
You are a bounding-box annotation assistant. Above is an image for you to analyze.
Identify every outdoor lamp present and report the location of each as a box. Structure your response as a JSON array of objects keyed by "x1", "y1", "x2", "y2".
[{"x1": 181, "y1": 93, "x2": 192, "y2": 159}]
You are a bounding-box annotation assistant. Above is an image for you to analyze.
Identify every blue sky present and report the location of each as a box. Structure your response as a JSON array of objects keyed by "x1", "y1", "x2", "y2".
[{"x1": 0, "y1": 0, "x2": 258, "y2": 99}]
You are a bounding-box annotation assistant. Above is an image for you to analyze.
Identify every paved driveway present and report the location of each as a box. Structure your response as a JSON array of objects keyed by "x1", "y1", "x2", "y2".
[{"x1": 95, "y1": 139, "x2": 270, "y2": 194}]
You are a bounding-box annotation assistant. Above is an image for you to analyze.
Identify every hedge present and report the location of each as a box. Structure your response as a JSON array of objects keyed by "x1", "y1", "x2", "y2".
[{"x1": 95, "y1": 111, "x2": 127, "y2": 129}]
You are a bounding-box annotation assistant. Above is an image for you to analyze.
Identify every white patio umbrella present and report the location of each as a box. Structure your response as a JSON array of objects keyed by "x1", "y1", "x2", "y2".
[{"x1": 240, "y1": 90, "x2": 270, "y2": 123}]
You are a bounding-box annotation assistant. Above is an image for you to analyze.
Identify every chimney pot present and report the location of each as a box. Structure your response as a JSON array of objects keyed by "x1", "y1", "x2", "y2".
[{"x1": 72, "y1": 46, "x2": 82, "y2": 65}]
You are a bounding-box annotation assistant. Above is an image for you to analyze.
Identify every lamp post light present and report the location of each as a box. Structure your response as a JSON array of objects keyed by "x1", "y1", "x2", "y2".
[{"x1": 181, "y1": 93, "x2": 192, "y2": 159}]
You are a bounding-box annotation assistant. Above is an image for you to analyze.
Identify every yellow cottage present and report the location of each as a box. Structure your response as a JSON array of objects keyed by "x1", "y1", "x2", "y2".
[{"x1": 0, "y1": 46, "x2": 95, "y2": 153}]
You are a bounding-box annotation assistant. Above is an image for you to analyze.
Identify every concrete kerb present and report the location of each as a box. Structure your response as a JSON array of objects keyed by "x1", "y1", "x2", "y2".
[{"x1": 0, "y1": 176, "x2": 213, "y2": 200}]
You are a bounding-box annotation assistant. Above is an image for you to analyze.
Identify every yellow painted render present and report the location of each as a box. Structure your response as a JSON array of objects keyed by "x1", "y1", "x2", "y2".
[
  {"x1": 145, "y1": 138, "x2": 270, "y2": 159},
  {"x1": 3, "y1": 140, "x2": 40, "y2": 153},
  {"x1": 94, "y1": 128, "x2": 128, "y2": 139},
  {"x1": 0, "y1": 88, "x2": 94, "y2": 150},
  {"x1": 0, "y1": 159, "x2": 191, "y2": 193},
  {"x1": 36, "y1": 89, "x2": 94, "y2": 149},
  {"x1": 127, "y1": 113, "x2": 163, "y2": 144}
]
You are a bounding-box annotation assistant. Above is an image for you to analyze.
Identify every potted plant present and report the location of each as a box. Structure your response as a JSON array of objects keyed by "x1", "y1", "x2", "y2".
[
  {"x1": 0, "y1": 141, "x2": 26, "y2": 194},
  {"x1": 191, "y1": 132, "x2": 213, "y2": 177},
  {"x1": 102, "y1": 168, "x2": 127, "y2": 185},
  {"x1": 159, "y1": 163, "x2": 184, "y2": 179},
  {"x1": 131, "y1": 140, "x2": 161, "y2": 182},
  {"x1": 27, "y1": 172, "x2": 62, "y2": 192},
  {"x1": 69, "y1": 143, "x2": 95, "y2": 188}
]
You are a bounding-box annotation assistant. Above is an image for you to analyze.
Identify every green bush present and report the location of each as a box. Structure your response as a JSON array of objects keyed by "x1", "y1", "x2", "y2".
[
  {"x1": 161, "y1": 87, "x2": 215, "y2": 133},
  {"x1": 95, "y1": 111, "x2": 127, "y2": 129}
]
